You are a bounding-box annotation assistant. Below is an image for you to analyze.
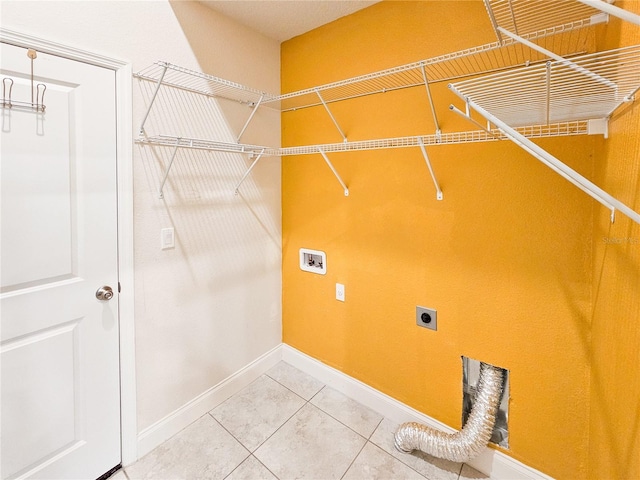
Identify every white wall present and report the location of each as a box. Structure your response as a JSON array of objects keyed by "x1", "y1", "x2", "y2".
[{"x1": 1, "y1": 0, "x2": 282, "y2": 434}]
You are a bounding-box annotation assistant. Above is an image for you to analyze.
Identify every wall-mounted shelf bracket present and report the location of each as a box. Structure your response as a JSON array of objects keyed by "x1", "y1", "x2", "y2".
[
  {"x1": 417, "y1": 138, "x2": 443, "y2": 200},
  {"x1": 234, "y1": 148, "x2": 266, "y2": 195},
  {"x1": 315, "y1": 89, "x2": 348, "y2": 143},
  {"x1": 158, "y1": 138, "x2": 181, "y2": 199},
  {"x1": 420, "y1": 63, "x2": 441, "y2": 137},
  {"x1": 237, "y1": 94, "x2": 264, "y2": 143},
  {"x1": 139, "y1": 63, "x2": 168, "y2": 136},
  {"x1": 318, "y1": 148, "x2": 349, "y2": 196},
  {"x1": 449, "y1": 93, "x2": 640, "y2": 226}
]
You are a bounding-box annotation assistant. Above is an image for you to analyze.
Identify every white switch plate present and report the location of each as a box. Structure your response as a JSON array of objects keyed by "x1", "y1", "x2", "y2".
[
  {"x1": 161, "y1": 227, "x2": 175, "y2": 250},
  {"x1": 336, "y1": 283, "x2": 345, "y2": 302}
]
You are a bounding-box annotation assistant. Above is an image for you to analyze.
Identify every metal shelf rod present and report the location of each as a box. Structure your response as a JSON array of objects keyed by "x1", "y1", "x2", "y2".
[
  {"x1": 418, "y1": 138, "x2": 443, "y2": 200},
  {"x1": 237, "y1": 94, "x2": 264, "y2": 142},
  {"x1": 316, "y1": 89, "x2": 347, "y2": 143},
  {"x1": 158, "y1": 138, "x2": 180, "y2": 199},
  {"x1": 234, "y1": 149, "x2": 265, "y2": 195},
  {"x1": 139, "y1": 63, "x2": 168, "y2": 136},
  {"x1": 318, "y1": 148, "x2": 349, "y2": 196}
]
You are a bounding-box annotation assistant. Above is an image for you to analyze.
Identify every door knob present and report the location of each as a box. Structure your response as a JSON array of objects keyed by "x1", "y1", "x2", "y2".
[{"x1": 96, "y1": 286, "x2": 114, "y2": 301}]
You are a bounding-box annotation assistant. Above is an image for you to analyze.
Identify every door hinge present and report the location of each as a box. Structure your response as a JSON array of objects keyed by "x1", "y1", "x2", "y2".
[{"x1": 118, "y1": 282, "x2": 121, "y2": 293}]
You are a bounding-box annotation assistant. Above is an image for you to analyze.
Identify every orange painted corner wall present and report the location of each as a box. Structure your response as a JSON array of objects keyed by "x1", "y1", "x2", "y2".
[
  {"x1": 282, "y1": 2, "x2": 596, "y2": 478},
  {"x1": 588, "y1": 2, "x2": 640, "y2": 479}
]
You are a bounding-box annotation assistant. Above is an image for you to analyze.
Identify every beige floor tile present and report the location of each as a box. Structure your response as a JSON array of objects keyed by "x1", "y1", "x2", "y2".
[
  {"x1": 224, "y1": 455, "x2": 277, "y2": 480},
  {"x1": 370, "y1": 418, "x2": 462, "y2": 480},
  {"x1": 459, "y1": 464, "x2": 490, "y2": 479},
  {"x1": 310, "y1": 386, "x2": 383, "y2": 438},
  {"x1": 343, "y1": 442, "x2": 427, "y2": 480},
  {"x1": 211, "y1": 375, "x2": 305, "y2": 451},
  {"x1": 265, "y1": 361, "x2": 324, "y2": 400},
  {"x1": 254, "y1": 403, "x2": 367, "y2": 479},
  {"x1": 125, "y1": 415, "x2": 249, "y2": 480}
]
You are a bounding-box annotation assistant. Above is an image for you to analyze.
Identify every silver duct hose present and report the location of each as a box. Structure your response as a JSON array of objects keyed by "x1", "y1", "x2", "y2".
[{"x1": 394, "y1": 363, "x2": 506, "y2": 463}]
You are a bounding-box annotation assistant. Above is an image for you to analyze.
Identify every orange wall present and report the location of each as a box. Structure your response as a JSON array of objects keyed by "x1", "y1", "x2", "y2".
[
  {"x1": 589, "y1": 2, "x2": 640, "y2": 478},
  {"x1": 282, "y1": 2, "x2": 602, "y2": 478}
]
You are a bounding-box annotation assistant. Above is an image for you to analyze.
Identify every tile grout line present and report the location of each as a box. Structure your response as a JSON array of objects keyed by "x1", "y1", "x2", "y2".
[
  {"x1": 338, "y1": 437, "x2": 369, "y2": 480},
  {"x1": 206, "y1": 412, "x2": 252, "y2": 458},
  {"x1": 250, "y1": 454, "x2": 281, "y2": 480}
]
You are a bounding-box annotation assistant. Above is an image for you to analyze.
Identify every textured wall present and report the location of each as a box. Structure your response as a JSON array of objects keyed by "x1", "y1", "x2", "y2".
[
  {"x1": 281, "y1": 2, "x2": 596, "y2": 478},
  {"x1": 1, "y1": 0, "x2": 282, "y2": 432},
  {"x1": 589, "y1": 2, "x2": 640, "y2": 478}
]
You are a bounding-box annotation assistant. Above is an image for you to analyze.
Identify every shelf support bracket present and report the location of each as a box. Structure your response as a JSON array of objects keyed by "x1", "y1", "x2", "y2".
[
  {"x1": 420, "y1": 63, "x2": 441, "y2": 137},
  {"x1": 158, "y1": 137, "x2": 181, "y2": 199},
  {"x1": 449, "y1": 88, "x2": 640, "y2": 225},
  {"x1": 315, "y1": 89, "x2": 348, "y2": 143},
  {"x1": 318, "y1": 148, "x2": 349, "y2": 196},
  {"x1": 418, "y1": 138, "x2": 443, "y2": 201},
  {"x1": 234, "y1": 148, "x2": 266, "y2": 195},
  {"x1": 139, "y1": 63, "x2": 168, "y2": 136},
  {"x1": 237, "y1": 94, "x2": 264, "y2": 143}
]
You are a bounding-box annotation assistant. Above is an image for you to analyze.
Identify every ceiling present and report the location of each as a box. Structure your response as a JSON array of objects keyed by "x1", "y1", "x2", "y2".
[{"x1": 199, "y1": 0, "x2": 379, "y2": 42}]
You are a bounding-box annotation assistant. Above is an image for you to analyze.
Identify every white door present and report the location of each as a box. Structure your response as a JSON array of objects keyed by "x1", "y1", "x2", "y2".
[{"x1": 1, "y1": 43, "x2": 121, "y2": 479}]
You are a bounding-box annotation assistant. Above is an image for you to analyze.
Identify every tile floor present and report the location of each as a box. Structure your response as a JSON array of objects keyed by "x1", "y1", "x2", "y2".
[{"x1": 117, "y1": 362, "x2": 488, "y2": 480}]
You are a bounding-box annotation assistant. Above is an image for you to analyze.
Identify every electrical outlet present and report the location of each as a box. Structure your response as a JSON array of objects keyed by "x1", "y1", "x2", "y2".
[
  {"x1": 416, "y1": 306, "x2": 437, "y2": 331},
  {"x1": 336, "y1": 283, "x2": 345, "y2": 302}
]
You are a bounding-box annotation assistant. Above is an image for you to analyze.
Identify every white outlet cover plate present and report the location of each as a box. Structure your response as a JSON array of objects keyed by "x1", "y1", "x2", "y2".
[
  {"x1": 336, "y1": 283, "x2": 345, "y2": 302},
  {"x1": 161, "y1": 227, "x2": 175, "y2": 250}
]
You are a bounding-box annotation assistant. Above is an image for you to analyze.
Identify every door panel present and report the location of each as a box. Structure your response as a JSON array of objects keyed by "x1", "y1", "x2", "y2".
[{"x1": 1, "y1": 43, "x2": 120, "y2": 480}]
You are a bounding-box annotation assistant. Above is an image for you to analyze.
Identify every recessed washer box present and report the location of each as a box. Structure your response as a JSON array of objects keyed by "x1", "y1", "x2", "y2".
[{"x1": 299, "y1": 248, "x2": 326, "y2": 275}]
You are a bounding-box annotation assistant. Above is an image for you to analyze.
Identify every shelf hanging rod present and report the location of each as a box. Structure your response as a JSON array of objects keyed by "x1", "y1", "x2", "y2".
[
  {"x1": 449, "y1": 104, "x2": 498, "y2": 138},
  {"x1": 237, "y1": 94, "x2": 264, "y2": 143},
  {"x1": 418, "y1": 138, "x2": 443, "y2": 200},
  {"x1": 234, "y1": 148, "x2": 265, "y2": 195},
  {"x1": 420, "y1": 63, "x2": 441, "y2": 136},
  {"x1": 139, "y1": 63, "x2": 168, "y2": 136},
  {"x1": 576, "y1": 0, "x2": 640, "y2": 26},
  {"x1": 318, "y1": 148, "x2": 349, "y2": 196},
  {"x1": 496, "y1": 27, "x2": 616, "y2": 90},
  {"x1": 315, "y1": 88, "x2": 348, "y2": 143},
  {"x1": 158, "y1": 137, "x2": 181, "y2": 199},
  {"x1": 448, "y1": 89, "x2": 640, "y2": 225}
]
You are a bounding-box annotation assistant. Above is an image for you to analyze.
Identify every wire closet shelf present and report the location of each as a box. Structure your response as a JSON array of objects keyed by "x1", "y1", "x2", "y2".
[
  {"x1": 135, "y1": 1, "x2": 604, "y2": 115},
  {"x1": 449, "y1": 44, "x2": 640, "y2": 127}
]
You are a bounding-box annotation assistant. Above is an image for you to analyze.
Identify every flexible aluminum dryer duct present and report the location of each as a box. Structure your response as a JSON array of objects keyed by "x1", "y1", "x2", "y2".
[{"x1": 394, "y1": 362, "x2": 506, "y2": 463}]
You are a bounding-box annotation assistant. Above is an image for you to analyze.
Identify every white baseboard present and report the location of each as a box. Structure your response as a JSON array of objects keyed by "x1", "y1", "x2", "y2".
[
  {"x1": 135, "y1": 344, "x2": 282, "y2": 461},
  {"x1": 281, "y1": 344, "x2": 554, "y2": 480}
]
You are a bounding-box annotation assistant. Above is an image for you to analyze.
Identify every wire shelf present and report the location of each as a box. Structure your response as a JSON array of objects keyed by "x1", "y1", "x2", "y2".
[
  {"x1": 135, "y1": 1, "x2": 602, "y2": 115},
  {"x1": 484, "y1": 0, "x2": 603, "y2": 40},
  {"x1": 272, "y1": 25, "x2": 597, "y2": 112},
  {"x1": 134, "y1": 61, "x2": 278, "y2": 106},
  {"x1": 136, "y1": 122, "x2": 589, "y2": 157},
  {"x1": 450, "y1": 45, "x2": 640, "y2": 127}
]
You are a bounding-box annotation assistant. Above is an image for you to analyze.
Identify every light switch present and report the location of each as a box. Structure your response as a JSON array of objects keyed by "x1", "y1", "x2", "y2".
[
  {"x1": 336, "y1": 283, "x2": 345, "y2": 302},
  {"x1": 161, "y1": 227, "x2": 175, "y2": 250}
]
